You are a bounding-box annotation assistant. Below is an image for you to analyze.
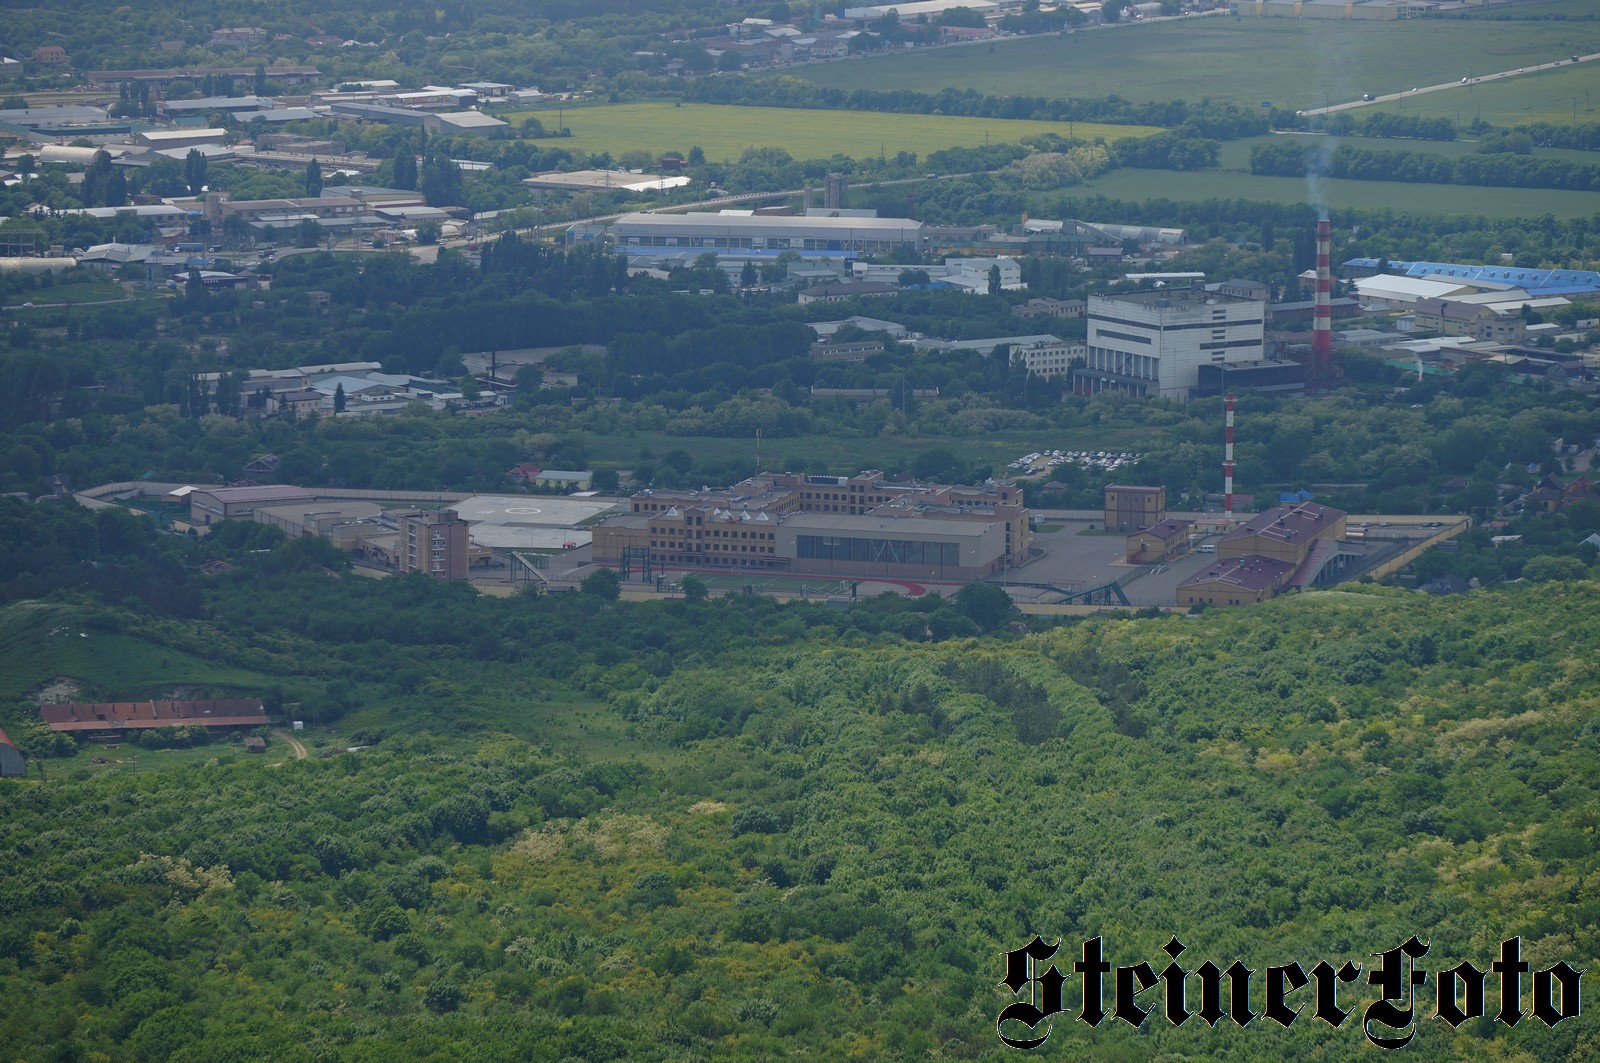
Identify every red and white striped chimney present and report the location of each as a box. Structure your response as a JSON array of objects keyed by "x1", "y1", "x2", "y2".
[
  {"x1": 1312, "y1": 217, "x2": 1333, "y2": 392},
  {"x1": 1224, "y1": 392, "x2": 1235, "y2": 522}
]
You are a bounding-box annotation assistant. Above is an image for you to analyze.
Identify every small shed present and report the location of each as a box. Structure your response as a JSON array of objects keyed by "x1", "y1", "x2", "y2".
[
  {"x1": 0, "y1": 728, "x2": 26, "y2": 777},
  {"x1": 244, "y1": 735, "x2": 267, "y2": 754}
]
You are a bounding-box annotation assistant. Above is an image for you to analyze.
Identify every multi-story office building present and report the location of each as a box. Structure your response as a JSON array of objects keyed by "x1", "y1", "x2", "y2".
[{"x1": 398, "y1": 510, "x2": 470, "y2": 580}]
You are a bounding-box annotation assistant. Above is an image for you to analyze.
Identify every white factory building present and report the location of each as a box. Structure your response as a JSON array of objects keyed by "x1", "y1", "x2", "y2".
[
  {"x1": 1074, "y1": 287, "x2": 1266, "y2": 402},
  {"x1": 604, "y1": 211, "x2": 925, "y2": 258}
]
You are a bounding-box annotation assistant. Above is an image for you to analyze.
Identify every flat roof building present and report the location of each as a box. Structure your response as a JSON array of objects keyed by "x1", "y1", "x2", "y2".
[
  {"x1": 607, "y1": 211, "x2": 924, "y2": 257},
  {"x1": 1077, "y1": 287, "x2": 1266, "y2": 402},
  {"x1": 398, "y1": 510, "x2": 470, "y2": 580},
  {"x1": 1105, "y1": 484, "x2": 1165, "y2": 531},
  {"x1": 593, "y1": 469, "x2": 1029, "y2": 582}
]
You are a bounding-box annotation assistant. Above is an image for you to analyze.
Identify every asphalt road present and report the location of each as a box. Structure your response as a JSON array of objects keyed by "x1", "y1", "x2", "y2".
[{"x1": 1303, "y1": 53, "x2": 1594, "y2": 116}]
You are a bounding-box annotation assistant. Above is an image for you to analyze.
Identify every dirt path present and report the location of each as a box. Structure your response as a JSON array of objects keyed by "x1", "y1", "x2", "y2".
[{"x1": 272, "y1": 729, "x2": 308, "y2": 759}]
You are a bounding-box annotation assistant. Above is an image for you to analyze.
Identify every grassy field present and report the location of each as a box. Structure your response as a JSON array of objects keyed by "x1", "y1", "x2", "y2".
[
  {"x1": 0, "y1": 601, "x2": 266, "y2": 702},
  {"x1": 3, "y1": 281, "x2": 128, "y2": 308},
  {"x1": 501, "y1": 102, "x2": 1161, "y2": 162},
  {"x1": 779, "y1": 14, "x2": 1600, "y2": 113},
  {"x1": 1039, "y1": 166, "x2": 1600, "y2": 220}
]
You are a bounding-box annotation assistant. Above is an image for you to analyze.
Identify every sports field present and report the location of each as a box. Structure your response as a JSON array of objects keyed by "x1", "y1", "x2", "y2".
[
  {"x1": 501, "y1": 102, "x2": 1161, "y2": 162},
  {"x1": 780, "y1": 15, "x2": 1600, "y2": 113}
]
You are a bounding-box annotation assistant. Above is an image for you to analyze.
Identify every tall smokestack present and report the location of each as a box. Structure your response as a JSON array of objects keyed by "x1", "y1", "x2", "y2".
[
  {"x1": 1311, "y1": 216, "x2": 1333, "y2": 393},
  {"x1": 1224, "y1": 392, "x2": 1235, "y2": 523}
]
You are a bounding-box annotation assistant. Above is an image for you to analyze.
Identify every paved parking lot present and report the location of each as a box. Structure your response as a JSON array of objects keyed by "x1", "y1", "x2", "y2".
[{"x1": 1002, "y1": 514, "x2": 1460, "y2": 608}]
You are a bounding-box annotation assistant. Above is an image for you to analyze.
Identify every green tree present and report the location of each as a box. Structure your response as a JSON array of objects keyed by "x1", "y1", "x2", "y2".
[
  {"x1": 304, "y1": 159, "x2": 323, "y2": 197},
  {"x1": 955, "y1": 581, "x2": 1014, "y2": 632},
  {"x1": 184, "y1": 148, "x2": 208, "y2": 195},
  {"x1": 393, "y1": 148, "x2": 418, "y2": 190},
  {"x1": 582, "y1": 567, "x2": 621, "y2": 599},
  {"x1": 681, "y1": 574, "x2": 709, "y2": 602}
]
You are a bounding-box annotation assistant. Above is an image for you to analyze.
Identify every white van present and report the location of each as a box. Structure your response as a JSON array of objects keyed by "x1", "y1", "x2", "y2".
[{"x1": 1197, "y1": 543, "x2": 1217, "y2": 553}]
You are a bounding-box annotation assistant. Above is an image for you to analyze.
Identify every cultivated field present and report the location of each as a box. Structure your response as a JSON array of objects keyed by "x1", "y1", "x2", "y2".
[
  {"x1": 780, "y1": 15, "x2": 1600, "y2": 113},
  {"x1": 501, "y1": 102, "x2": 1161, "y2": 162}
]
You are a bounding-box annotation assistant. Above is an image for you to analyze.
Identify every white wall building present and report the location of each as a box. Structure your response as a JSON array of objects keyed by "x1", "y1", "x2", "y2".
[
  {"x1": 1076, "y1": 288, "x2": 1266, "y2": 402},
  {"x1": 606, "y1": 211, "x2": 924, "y2": 256},
  {"x1": 915, "y1": 334, "x2": 1083, "y2": 379}
]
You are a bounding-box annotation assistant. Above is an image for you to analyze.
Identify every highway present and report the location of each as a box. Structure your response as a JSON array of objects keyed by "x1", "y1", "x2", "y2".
[{"x1": 1302, "y1": 52, "x2": 1593, "y2": 116}]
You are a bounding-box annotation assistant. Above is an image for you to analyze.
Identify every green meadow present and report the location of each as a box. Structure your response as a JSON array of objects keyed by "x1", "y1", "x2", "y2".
[
  {"x1": 502, "y1": 102, "x2": 1161, "y2": 162},
  {"x1": 0, "y1": 602, "x2": 265, "y2": 703},
  {"x1": 781, "y1": 14, "x2": 1600, "y2": 113}
]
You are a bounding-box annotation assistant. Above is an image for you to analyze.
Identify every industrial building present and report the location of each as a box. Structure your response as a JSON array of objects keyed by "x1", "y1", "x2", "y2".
[
  {"x1": 190, "y1": 485, "x2": 316, "y2": 526},
  {"x1": 591, "y1": 470, "x2": 1030, "y2": 581},
  {"x1": 1075, "y1": 287, "x2": 1267, "y2": 402},
  {"x1": 605, "y1": 211, "x2": 925, "y2": 258}
]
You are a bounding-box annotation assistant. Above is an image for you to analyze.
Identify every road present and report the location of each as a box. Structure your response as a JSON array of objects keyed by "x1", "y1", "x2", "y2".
[
  {"x1": 1302, "y1": 53, "x2": 1593, "y2": 116},
  {"x1": 272, "y1": 728, "x2": 308, "y2": 759}
]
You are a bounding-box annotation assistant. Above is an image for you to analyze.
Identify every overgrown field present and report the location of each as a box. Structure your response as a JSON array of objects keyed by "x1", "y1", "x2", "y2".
[
  {"x1": 781, "y1": 15, "x2": 1600, "y2": 113},
  {"x1": 500, "y1": 102, "x2": 1161, "y2": 163}
]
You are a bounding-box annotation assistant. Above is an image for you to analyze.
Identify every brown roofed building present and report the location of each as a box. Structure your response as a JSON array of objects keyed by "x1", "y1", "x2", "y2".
[
  {"x1": 40, "y1": 699, "x2": 269, "y2": 738},
  {"x1": 1218, "y1": 501, "x2": 1346, "y2": 567},
  {"x1": 1177, "y1": 555, "x2": 1296, "y2": 608},
  {"x1": 0, "y1": 728, "x2": 25, "y2": 777},
  {"x1": 1125, "y1": 518, "x2": 1191, "y2": 564},
  {"x1": 189, "y1": 484, "x2": 316, "y2": 526}
]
